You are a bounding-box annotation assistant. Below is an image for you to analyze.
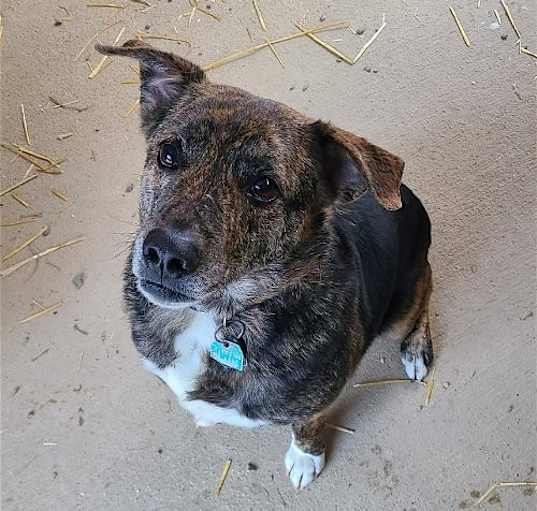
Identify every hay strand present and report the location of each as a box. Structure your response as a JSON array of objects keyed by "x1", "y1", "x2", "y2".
[
  {"x1": 57, "y1": 132, "x2": 73, "y2": 141},
  {"x1": 50, "y1": 189, "x2": 70, "y2": 203},
  {"x1": 449, "y1": 7, "x2": 471, "y2": 47},
  {"x1": 0, "y1": 237, "x2": 86, "y2": 279},
  {"x1": 264, "y1": 37, "x2": 285, "y2": 67},
  {"x1": 87, "y1": 3, "x2": 126, "y2": 9},
  {"x1": 1, "y1": 143, "x2": 63, "y2": 173},
  {"x1": 0, "y1": 174, "x2": 39, "y2": 198},
  {"x1": 353, "y1": 14, "x2": 387, "y2": 62},
  {"x1": 1, "y1": 217, "x2": 40, "y2": 228},
  {"x1": 11, "y1": 193, "x2": 31, "y2": 209},
  {"x1": 500, "y1": 0, "x2": 521, "y2": 40},
  {"x1": 122, "y1": 98, "x2": 140, "y2": 117},
  {"x1": 520, "y1": 45, "x2": 537, "y2": 59},
  {"x1": 20, "y1": 104, "x2": 31, "y2": 145},
  {"x1": 2, "y1": 225, "x2": 49, "y2": 262},
  {"x1": 295, "y1": 22, "x2": 354, "y2": 64},
  {"x1": 215, "y1": 459, "x2": 232, "y2": 496},
  {"x1": 353, "y1": 379, "x2": 426, "y2": 389},
  {"x1": 19, "y1": 302, "x2": 63, "y2": 324},
  {"x1": 89, "y1": 26, "x2": 125, "y2": 79},
  {"x1": 74, "y1": 19, "x2": 123, "y2": 61},
  {"x1": 252, "y1": 0, "x2": 267, "y2": 31},
  {"x1": 136, "y1": 33, "x2": 191, "y2": 45},
  {"x1": 295, "y1": 23, "x2": 353, "y2": 62},
  {"x1": 424, "y1": 366, "x2": 436, "y2": 406},
  {"x1": 202, "y1": 21, "x2": 350, "y2": 71},
  {"x1": 473, "y1": 481, "x2": 537, "y2": 506},
  {"x1": 11, "y1": 144, "x2": 57, "y2": 164}
]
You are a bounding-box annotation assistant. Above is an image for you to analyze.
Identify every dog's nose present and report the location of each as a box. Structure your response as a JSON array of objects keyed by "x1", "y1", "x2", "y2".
[{"x1": 142, "y1": 228, "x2": 199, "y2": 279}]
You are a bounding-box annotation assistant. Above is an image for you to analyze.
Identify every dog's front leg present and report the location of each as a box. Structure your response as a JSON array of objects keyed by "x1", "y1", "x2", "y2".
[{"x1": 285, "y1": 414, "x2": 327, "y2": 489}]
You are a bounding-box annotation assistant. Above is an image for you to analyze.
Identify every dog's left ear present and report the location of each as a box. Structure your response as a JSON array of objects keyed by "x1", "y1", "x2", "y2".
[
  {"x1": 96, "y1": 40, "x2": 206, "y2": 135},
  {"x1": 312, "y1": 121, "x2": 404, "y2": 210}
]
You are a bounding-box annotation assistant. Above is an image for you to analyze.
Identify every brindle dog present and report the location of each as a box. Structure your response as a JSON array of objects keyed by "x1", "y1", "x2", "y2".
[{"x1": 97, "y1": 40, "x2": 433, "y2": 489}]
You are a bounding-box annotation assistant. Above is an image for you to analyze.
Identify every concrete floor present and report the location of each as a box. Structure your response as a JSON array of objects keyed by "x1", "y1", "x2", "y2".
[{"x1": 1, "y1": 1, "x2": 536, "y2": 510}]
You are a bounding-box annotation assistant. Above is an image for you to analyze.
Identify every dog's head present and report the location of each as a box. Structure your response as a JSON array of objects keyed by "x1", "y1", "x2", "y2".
[{"x1": 98, "y1": 41, "x2": 404, "y2": 310}]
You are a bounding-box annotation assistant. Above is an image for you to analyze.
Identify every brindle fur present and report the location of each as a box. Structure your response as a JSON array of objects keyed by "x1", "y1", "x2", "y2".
[{"x1": 98, "y1": 41, "x2": 433, "y2": 460}]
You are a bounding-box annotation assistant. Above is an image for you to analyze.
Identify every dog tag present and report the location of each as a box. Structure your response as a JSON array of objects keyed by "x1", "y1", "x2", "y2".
[{"x1": 210, "y1": 340, "x2": 245, "y2": 371}]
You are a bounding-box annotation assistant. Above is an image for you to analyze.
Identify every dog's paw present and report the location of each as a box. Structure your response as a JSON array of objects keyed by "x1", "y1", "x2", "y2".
[
  {"x1": 401, "y1": 335, "x2": 433, "y2": 381},
  {"x1": 284, "y1": 439, "x2": 325, "y2": 489}
]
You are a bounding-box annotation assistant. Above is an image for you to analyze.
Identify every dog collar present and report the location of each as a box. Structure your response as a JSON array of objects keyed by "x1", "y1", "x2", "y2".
[{"x1": 210, "y1": 318, "x2": 246, "y2": 371}]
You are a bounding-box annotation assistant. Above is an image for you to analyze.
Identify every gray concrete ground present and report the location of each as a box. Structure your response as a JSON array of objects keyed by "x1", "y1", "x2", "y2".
[{"x1": 1, "y1": 1, "x2": 536, "y2": 509}]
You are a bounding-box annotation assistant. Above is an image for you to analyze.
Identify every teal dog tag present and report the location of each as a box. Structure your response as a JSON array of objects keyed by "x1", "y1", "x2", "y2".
[{"x1": 210, "y1": 340, "x2": 245, "y2": 371}]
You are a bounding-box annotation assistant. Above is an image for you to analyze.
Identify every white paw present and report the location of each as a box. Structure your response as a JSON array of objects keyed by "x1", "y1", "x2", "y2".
[
  {"x1": 401, "y1": 351, "x2": 428, "y2": 381},
  {"x1": 284, "y1": 439, "x2": 325, "y2": 489}
]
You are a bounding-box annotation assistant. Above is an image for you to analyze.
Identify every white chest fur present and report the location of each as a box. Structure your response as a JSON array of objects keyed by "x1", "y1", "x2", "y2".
[{"x1": 142, "y1": 309, "x2": 267, "y2": 428}]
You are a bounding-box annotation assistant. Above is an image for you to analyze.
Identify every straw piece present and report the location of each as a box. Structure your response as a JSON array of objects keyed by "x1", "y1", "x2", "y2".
[
  {"x1": 11, "y1": 193, "x2": 31, "y2": 208},
  {"x1": 51, "y1": 99, "x2": 80, "y2": 108},
  {"x1": 188, "y1": 4, "x2": 197, "y2": 26},
  {"x1": 327, "y1": 423, "x2": 355, "y2": 434},
  {"x1": 473, "y1": 481, "x2": 537, "y2": 507},
  {"x1": 264, "y1": 37, "x2": 285, "y2": 67},
  {"x1": 87, "y1": 3, "x2": 126, "y2": 8},
  {"x1": 197, "y1": 6, "x2": 221, "y2": 21},
  {"x1": 19, "y1": 302, "x2": 63, "y2": 324},
  {"x1": 32, "y1": 298, "x2": 47, "y2": 310},
  {"x1": 121, "y1": 79, "x2": 140, "y2": 85},
  {"x1": 295, "y1": 22, "x2": 354, "y2": 64},
  {"x1": 0, "y1": 237, "x2": 86, "y2": 279},
  {"x1": 500, "y1": 0, "x2": 521, "y2": 40},
  {"x1": 136, "y1": 33, "x2": 191, "y2": 45},
  {"x1": 449, "y1": 7, "x2": 471, "y2": 47},
  {"x1": 1, "y1": 217, "x2": 40, "y2": 228},
  {"x1": 520, "y1": 45, "x2": 537, "y2": 59},
  {"x1": 74, "y1": 20, "x2": 123, "y2": 61},
  {"x1": 215, "y1": 459, "x2": 232, "y2": 496},
  {"x1": 49, "y1": 97, "x2": 88, "y2": 113},
  {"x1": 11, "y1": 144, "x2": 57, "y2": 164},
  {"x1": 0, "y1": 15, "x2": 3, "y2": 44},
  {"x1": 0, "y1": 174, "x2": 39, "y2": 198},
  {"x1": 31, "y1": 348, "x2": 50, "y2": 361},
  {"x1": 493, "y1": 9, "x2": 501, "y2": 25},
  {"x1": 89, "y1": 26, "x2": 125, "y2": 79},
  {"x1": 51, "y1": 189, "x2": 70, "y2": 203},
  {"x1": 57, "y1": 132, "x2": 73, "y2": 141},
  {"x1": 2, "y1": 226, "x2": 49, "y2": 262},
  {"x1": 11, "y1": 145, "x2": 64, "y2": 173},
  {"x1": 424, "y1": 366, "x2": 436, "y2": 406},
  {"x1": 129, "y1": 0, "x2": 152, "y2": 6},
  {"x1": 122, "y1": 98, "x2": 140, "y2": 117},
  {"x1": 252, "y1": 0, "x2": 267, "y2": 31},
  {"x1": 0, "y1": 144, "x2": 63, "y2": 174},
  {"x1": 202, "y1": 21, "x2": 350, "y2": 71},
  {"x1": 21, "y1": 104, "x2": 31, "y2": 145},
  {"x1": 353, "y1": 14, "x2": 387, "y2": 62},
  {"x1": 353, "y1": 378, "x2": 426, "y2": 389}
]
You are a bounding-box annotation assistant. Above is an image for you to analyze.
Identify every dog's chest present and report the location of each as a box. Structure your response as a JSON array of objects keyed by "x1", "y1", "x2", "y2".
[{"x1": 143, "y1": 310, "x2": 266, "y2": 428}]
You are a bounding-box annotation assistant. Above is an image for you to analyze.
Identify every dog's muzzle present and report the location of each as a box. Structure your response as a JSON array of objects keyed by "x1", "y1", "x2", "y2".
[{"x1": 137, "y1": 227, "x2": 200, "y2": 304}]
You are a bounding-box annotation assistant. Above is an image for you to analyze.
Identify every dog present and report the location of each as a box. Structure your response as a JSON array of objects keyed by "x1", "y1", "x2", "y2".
[{"x1": 97, "y1": 40, "x2": 433, "y2": 489}]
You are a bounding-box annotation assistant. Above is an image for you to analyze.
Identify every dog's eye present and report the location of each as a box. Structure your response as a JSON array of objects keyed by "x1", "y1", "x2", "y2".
[
  {"x1": 158, "y1": 143, "x2": 180, "y2": 170},
  {"x1": 248, "y1": 177, "x2": 280, "y2": 204}
]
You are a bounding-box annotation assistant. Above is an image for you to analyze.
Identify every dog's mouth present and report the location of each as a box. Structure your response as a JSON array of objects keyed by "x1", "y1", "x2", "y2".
[{"x1": 138, "y1": 278, "x2": 196, "y2": 307}]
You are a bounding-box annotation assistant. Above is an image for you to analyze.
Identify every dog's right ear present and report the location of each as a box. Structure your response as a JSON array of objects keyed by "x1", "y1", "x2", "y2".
[{"x1": 96, "y1": 40, "x2": 206, "y2": 135}]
